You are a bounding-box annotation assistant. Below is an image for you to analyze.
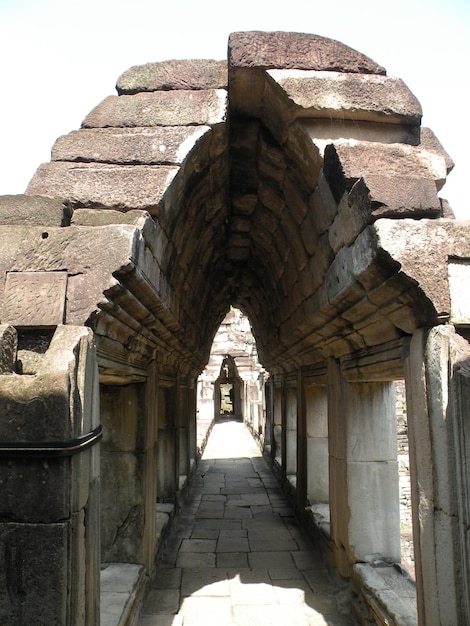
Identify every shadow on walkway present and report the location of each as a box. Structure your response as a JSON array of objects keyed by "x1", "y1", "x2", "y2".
[{"x1": 139, "y1": 421, "x2": 354, "y2": 626}]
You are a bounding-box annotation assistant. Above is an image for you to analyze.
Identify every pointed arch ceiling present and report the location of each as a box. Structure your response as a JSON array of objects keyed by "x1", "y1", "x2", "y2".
[{"x1": 20, "y1": 31, "x2": 469, "y2": 379}]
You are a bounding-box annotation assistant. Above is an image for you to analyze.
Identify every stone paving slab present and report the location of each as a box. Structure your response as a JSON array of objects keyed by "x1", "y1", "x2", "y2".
[
  {"x1": 138, "y1": 421, "x2": 355, "y2": 626},
  {"x1": 217, "y1": 536, "x2": 250, "y2": 552}
]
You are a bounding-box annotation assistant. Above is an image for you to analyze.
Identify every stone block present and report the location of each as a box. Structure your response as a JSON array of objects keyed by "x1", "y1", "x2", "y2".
[
  {"x1": 0, "y1": 458, "x2": 70, "y2": 522},
  {"x1": 448, "y1": 259, "x2": 470, "y2": 325},
  {"x1": 356, "y1": 314, "x2": 402, "y2": 348},
  {"x1": 100, "y1": 450, "x2": 145, "y2": 562},
  {"x1": 305, "y1": 385, "x2": 328, "y2": 436},
  {"x1": 297, "y1": 263, "x2": 317, "y2": 300},
  {"x1": 350, "y1": 225, "x2": 399, "y2": 291},
  {"x1": 328, "y1": 182, "x2": 372, "y2": 254},
  {"x1": 325, "y1": 247, "x2": 365, "y2": 310},
  {"x1": 374, "y1": 219, "x2": 453, "y2": 316},
  {"x1": 332, "y1": 139, "x2": 448, "y2": 194},
  {"x1": 228, "y1": 31, "x2": 386, "y2": 74},
  {"x1": 257, "y1": 131, "x2": 286, "y2": 182},
  {"x1": 303, "y1": 118, "x2": 421, "y2": 149},
  {"x1": 307, "y1": 437, "x2": 329, "y2": 503},
  {"x1": 367, "y1": 273, "x2": 409, "y2": 307},
  {"x1": 0, "y1": 325, "x2": 96, "y2": 441},
  {"x1": 345, "y1": 381, "x2": 397, "y2": 462},
  {"x1": 71, "y1": 207, "x2": 150, "y2": 227},
  {"x1": 281, "y1": 214, "x2": 307, "y2": 271},
  {"x1": 341, "y1": 295, "x2": 378, "y2": 325},
  {"x1": 2, "y1": 271, "x2": 67, "y2": 327},
  {"x1": 52, "y1": 126, "x2": 211, "y2": 165},
  {"x1": 316, "y1": 168, "x2": 339, "y2": 225},
  {"x1": 308, "y1": 233, "x2": 334, "y2": 290},
  {"x1": 82, "y1": 90, "x2": 227, "y2": 128},
  {"x1": 366, "y1": 174, "x2": 441, "y2": 218},
  {"x1": 0, "y1": 522, "x2": 68, "y2": 624},
  {"x1": 27, "y1": 161, "x2": 178, "y2": 212},
  {"x1": 117, "y1": 58, "x2": 227, "y2": 94},
  {"x1": 299, "y1": 209, "x2": 318, "y2": 257},
  {"x1": 283, "y1": 169, "x2": 309, "y2": 226},
  {"x1": 267, "y1": 69, "x2": 422, "y2": 126},
  {"x1": 0, "y1": 194, "x2": 72, "y2": 226},
  {"x1": 258, "y1": 181, "x2": 285, "y2": 218},
  {"x1": 231, "y1": 193, "x2": 258, "y2": 215},
  {"x1": 283, "y1": 122, "x2": 322, "y2": 192},
  {"x1": 347, "y1": 460, "x2": 401, "y2": 562},
  {"x1": 328, "y1": 455, "x2": 349, "y2": 547},
  {"x1": 260, "y1": 74, "x2": 295, "y2": 146},
  {"x1": 0, "y1": 370, "x2": 71, "y2": 441},
  {"x1": 0, "y1": 324, "x2": 17, "y2": 373},
  {"x1": 420, "y1": 126, "x2": 454, "y2": 176}
]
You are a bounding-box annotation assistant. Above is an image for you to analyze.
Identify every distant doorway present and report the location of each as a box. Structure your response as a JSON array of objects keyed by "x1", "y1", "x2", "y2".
[
  {"x1": 220, "y1": 382, "x2": 234, "y2": 415},
  {"x1": 214, "y1": 355, "x2": 242, "y2": 422}
]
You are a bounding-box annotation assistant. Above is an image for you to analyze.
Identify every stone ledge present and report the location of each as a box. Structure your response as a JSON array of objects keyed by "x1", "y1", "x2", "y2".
[
  {"x1": 100, "y1": 563, "x2": 146, "y2": 626},
  {"x1": 352, "y1": 562, "x2": 417, "y2": 626},
  {"x1": 156, "y1": 502, "x2": 175, "y2": 547},
  {"x1": 306, "y1": 503, "x2": 331, "y2": 537}
]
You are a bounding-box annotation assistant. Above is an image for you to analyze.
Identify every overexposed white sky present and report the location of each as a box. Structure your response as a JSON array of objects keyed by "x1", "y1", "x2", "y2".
[{"x1": 0, "y1": 0, "x2": 468, "y2": 217}]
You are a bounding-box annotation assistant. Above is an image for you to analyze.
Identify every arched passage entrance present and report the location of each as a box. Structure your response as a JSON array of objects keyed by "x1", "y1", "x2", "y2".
[{"x1": 1, "y1": 31, "x2": 470, "y2": 626}]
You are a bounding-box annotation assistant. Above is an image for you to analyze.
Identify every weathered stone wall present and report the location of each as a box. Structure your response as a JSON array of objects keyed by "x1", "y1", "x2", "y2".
[{"x1": 0, "y1": 325, "x2": 100, "y2": 625}]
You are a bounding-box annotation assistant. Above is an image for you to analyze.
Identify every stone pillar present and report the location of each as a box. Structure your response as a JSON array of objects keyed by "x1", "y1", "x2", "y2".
[
  {"x1": 187, "y1": 380, "x2": 197, "y2": 472},
  {"x1": 264, "y1": 376, "x2": 273, "y2": 453},
  {"x1": 305, "y1": 384, "x2": 329, "y2": 504},
  {"x1": 285, "y1": 382, "x2": 297, "y2": 477},
  {"x1": 273, "y1": 379, "x2": 283, "y2": 466},
  {"x1": 296, "y1": 370, "x2": 307, "y2": 512},
  {"x1": 177, "y1": 377, "x2": 191, "y2": 485},
  {"x1": 157, "y1": 382, "x2": 178, "y2": 500},
  {"x1": 405, "y1": 327, "x2": 470, "y2": 625},
  {"x1": 143, "y1": 360, "x2": 158, "y2": 572},
  {"x1": 0, "y1": 325, "x2": 100, "y2": 625},
  {"x1": 328, "y1": 359, "x2": 400, "y2": 577},
  {"x1": 280, "y1": 376, "x2": 287, "y2": 477}
]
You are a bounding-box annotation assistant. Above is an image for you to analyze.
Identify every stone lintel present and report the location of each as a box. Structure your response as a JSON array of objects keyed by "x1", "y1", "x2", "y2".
[
  {"x1": 0, "y1": 194, "x2": 72, "y2": 227},
  {"x1": 267, "y1": 69, "x2": 422, "y2": 125},
  {"x1": 303, "y1": 119, "x2": 421, "y2": 148},
  {"x1": 228, "y1": 31, "x2": 386, "y2": 74},
  {"x1": 82, "y1": 90, "x2": 227, "y2": 128},
  {"x1": 116, "y1": 59, "x2": 227, "y2": 94},
  {"x1": 330, "y1": 140, "x2": 448, "y2": 195},
  {"x1": 367, "y1": 175, "x2": 441, "y2": 217},
  {"x1": 27, "y1": 162, "x2": 178, "y2": 213},
  {"x1": 51, "y1": 126, "x2": 212, "y2": 166},
  {"x1": 340, "y1": 339, "x2": 405, "y2": 382},
  {"x1": 323, "y1": 144, "x2": 441, "y2": 217}
]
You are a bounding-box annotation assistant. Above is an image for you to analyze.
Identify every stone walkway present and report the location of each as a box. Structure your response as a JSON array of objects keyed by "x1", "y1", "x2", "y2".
[{"x1": 138, "y1": 421, "x2": 354, "y2": 626}]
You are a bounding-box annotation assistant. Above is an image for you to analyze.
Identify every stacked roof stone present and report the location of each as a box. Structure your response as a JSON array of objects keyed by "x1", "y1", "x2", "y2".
[{"x1": 0, "y1": 30, "x2": 466, "y2": 381}]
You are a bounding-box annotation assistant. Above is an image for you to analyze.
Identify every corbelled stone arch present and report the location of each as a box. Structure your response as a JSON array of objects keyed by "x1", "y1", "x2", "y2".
[{"x1": 1, "y1": 29, "x2": 469, "y2": 626}]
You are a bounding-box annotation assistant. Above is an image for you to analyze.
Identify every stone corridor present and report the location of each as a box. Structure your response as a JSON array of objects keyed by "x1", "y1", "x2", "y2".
[
  {"x1": 2, "y1": 30, "x2": 470, "y2": 625},
  {"x1": 138, "y1": 421, "x2": 353, "y2": 626}
]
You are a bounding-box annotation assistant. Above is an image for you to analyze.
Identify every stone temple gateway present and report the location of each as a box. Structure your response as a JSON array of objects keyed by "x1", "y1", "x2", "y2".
[{"x1": 0, "y1": 31, "x2": 469, "y2": 625}]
